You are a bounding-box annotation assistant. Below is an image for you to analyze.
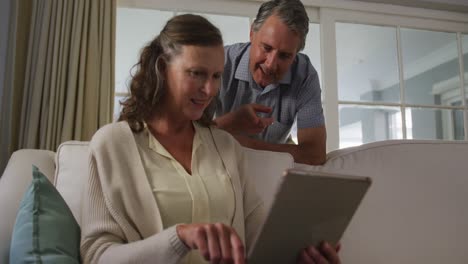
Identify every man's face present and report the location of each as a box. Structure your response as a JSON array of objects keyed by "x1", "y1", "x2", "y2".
[{"x1": 249, "y1": 15, "x2": 301, "y2": 88}]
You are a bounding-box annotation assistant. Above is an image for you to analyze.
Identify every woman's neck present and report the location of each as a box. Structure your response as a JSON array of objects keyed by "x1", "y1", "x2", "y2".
[
  {"x1": 146, "y1": 114, "x2": 195, "y2": 175},
  {"x1": 146, "y1": 114, "x2": 194, "y2": 137}
]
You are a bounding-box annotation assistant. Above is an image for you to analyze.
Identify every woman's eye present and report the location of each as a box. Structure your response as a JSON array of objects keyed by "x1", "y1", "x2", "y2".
[
  {"x1": 189, "y1": 71, "x2": 200, "y2": 77},
  {"x1": 188, "y1": 70, "x2": 207, "y2": 80}
]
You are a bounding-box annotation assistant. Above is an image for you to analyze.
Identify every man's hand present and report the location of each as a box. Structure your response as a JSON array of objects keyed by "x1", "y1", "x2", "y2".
[
  {"x1": 177, "y1": 223, "x2": 245, "y2": 264},
  {"x1": 214, "y1": 104, "x2": 274, "y2": 135}
]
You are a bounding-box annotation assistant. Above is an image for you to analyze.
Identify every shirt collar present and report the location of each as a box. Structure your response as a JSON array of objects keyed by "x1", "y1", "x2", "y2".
[
  {"x1": 146, "y1": 121, "x2": 202, "y2": 159},
  {"x1": 234, "y1": 44, "x2": 292, "y2": 86}
]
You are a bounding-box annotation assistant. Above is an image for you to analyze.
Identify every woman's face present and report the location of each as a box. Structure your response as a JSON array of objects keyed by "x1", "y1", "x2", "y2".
[{"x1": 163, "y1": 44, "x2": 224, "y2": 122}]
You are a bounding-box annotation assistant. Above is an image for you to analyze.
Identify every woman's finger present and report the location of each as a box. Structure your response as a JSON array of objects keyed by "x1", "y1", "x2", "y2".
[
  {"x1": 229, "y1": 229, "x2": 245, "y2": 264},
  {"x1": 297, "y1": 248, "x2": 315, "y2": 264},
  {"x1": 193, "y1": 226, "x2": 209, "y2": 260},
  {"x1": 215, "y1": 223, "x2": 233, "y2": 263},
  {"x1": 335, "y1": 242, "x2": 341, "y2": 253},
  {"x1": 205, "y1": 224, "x2": 221, "y2": 263},
  {"x1": 306, "y1": 246, "x2": 328, "y2": 264},
  {"x1": 319, "y1": 242, "x2": 341, "y2": 264}
]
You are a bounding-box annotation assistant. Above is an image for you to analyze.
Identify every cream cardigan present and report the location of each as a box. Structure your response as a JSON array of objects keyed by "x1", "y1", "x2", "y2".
[{"x1": 80, "y1": 122, "x2": 264, "y2": 263}]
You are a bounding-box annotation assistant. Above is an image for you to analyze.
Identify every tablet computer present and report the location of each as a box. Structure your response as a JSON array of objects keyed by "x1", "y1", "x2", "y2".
[{"x1": 247, "y1": 169, "x2": 372, "y2": 263}]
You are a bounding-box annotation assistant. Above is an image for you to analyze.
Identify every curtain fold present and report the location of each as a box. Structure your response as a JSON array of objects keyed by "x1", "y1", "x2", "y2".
[
  {"x1": 0, "y1": 0, "x2": 115, "y2": 173},
  {"x1": 0, "y1": 0, "x2": 32, "y2": 173}
]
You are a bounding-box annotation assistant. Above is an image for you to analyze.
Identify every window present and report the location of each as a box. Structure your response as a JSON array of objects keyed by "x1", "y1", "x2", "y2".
[
  {"x1": 336, "y1": 23, "x2": 400, "y2": 104},
  {"x1": 339, "y1": 105, "x2": 402, "y2": 148},
  {"x1": 330, "y1": 12, "x2": 468, "y2": 149},
  {"x1": 179, "y1": 12, "x2": 250, "y2": 45},
  {"x1": 114, "y1": 8, "x2": 173, "y2": 120},
  {"x1": 336, "y1": 23, "x2": 467, "y2": 145}
]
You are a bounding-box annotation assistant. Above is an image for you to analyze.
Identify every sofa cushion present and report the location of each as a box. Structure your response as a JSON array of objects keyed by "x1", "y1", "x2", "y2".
[
  {"x1": 54, "y1": 141, "x2": 90, "y2": 225},
  {"x1": 9, "y1": 166, "x2": 80, "y2": 263}
]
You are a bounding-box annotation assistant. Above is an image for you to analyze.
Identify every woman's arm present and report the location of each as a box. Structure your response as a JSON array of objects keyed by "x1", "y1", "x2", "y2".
[{"x1": 80, "y1": 154, "x2": 189, "y2": 264}]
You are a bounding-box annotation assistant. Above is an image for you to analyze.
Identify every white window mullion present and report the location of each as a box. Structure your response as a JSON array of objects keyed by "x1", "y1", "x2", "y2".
[
  {"x1": 457, "y1": 33, "x2": 468, "y2": 140},
  {"x1": 396, "y1": 26, "x2": 407, "y2": 139},
  {"x1": 320, "y1": 8, "x2": 340, "y2": 151}
]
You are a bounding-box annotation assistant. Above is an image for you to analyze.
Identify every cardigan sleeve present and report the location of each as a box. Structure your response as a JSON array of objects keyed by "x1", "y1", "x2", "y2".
[{"x1": 80, "y1": 152, "x2": 190, "y2": 264}]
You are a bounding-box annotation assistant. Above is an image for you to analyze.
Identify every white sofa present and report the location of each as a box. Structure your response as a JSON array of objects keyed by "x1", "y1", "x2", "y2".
[{"x1": 1, "y1": 140, "x2": 468, "y2": 263}]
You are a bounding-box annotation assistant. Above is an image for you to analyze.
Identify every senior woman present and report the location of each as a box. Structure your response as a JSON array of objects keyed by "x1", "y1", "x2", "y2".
[{"x1": 80, "y1": 14, "x2": 340, "y2": 264}]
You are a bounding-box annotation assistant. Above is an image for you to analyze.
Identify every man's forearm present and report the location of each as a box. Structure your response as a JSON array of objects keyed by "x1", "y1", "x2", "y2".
[
  {"x1": 213, "y1": 104, "x2": 274, "y2": 135},
  {"x1": 233, "y1": 135, "x2": 326, "y2": 165}
]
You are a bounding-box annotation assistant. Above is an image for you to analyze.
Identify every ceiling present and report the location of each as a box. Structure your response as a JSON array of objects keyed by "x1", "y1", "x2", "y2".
[{"x1": 342, "y1": 0, "x2": 468, "y2": 13}]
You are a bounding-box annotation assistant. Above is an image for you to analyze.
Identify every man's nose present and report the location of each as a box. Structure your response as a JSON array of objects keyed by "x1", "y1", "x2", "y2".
[{"x1": 264, "y1": 53, "x2": 277, "y2": 71}]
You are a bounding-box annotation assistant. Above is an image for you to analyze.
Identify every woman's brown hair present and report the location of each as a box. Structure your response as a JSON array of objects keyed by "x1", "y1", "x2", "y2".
[{"x1": 118, "y1": 14, "x2": 223, "y2": 132}]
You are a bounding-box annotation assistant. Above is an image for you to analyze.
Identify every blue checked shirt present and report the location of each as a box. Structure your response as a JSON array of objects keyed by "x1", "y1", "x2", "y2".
[{"x1": 216, "y1": 42, "x2": 324, "y2": 143}]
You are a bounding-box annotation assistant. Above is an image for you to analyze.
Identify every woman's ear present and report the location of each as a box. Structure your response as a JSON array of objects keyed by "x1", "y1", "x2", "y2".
[{"x1": 155, "y1": 56, "x2": 167, "y2": 78}]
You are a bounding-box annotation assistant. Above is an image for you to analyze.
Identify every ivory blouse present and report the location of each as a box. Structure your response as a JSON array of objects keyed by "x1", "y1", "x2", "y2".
[{"x1": 134, "y1": 122, "x2": 235, "y2": 264}]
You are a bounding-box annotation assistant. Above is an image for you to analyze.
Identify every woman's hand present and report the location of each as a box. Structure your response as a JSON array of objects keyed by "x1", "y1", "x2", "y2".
[
  {"x1": 176, "y1": 223, "x2": 245, "y2": 264},
  {"x1": 297, "y1": 242, "x2": 341, "y2": 264}
]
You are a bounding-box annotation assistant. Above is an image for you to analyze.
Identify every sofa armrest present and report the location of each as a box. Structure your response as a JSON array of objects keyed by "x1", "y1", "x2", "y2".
[{"x1": 0, "y1": 149, "x2": 55, "y2": 264}]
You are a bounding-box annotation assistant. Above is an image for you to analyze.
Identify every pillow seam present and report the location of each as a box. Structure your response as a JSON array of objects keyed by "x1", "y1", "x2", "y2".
[{"x1": 32, "y1": 170, "x2": 42, "y2": 264}]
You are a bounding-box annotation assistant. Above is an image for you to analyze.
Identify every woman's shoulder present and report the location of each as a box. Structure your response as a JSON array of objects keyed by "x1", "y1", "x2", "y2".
[
  {"x1": 200, "y1": 125, "x2": 236, "y2": 143},
  {"x1": 204, "y1": 125, "x2": 243, "y2": 157},
  {"x1": 90, "y1": 121, "x2": 133, "y2": 149}
]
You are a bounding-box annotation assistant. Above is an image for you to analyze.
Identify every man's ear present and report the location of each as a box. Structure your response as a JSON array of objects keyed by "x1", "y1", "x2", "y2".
[{"x1": 249, "y1": 24, "x2": 254, "y2": 42}]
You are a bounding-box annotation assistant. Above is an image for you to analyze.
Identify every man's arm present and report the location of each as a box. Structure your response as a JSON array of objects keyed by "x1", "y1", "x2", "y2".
[
  {"x1": 232, "y1": 125, "x2": 326, "y2": 165},
  {"x1": 214, "y1": 104, "x2": 274, "y2": 135},
  {"x1": 214, "y1": 104, "x2": 326, "y2": 165}
]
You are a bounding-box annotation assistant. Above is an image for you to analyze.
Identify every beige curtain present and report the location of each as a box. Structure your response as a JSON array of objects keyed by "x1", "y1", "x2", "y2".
[{"x1": 1, "y1": 0, "x2": 115, "y2": 172}]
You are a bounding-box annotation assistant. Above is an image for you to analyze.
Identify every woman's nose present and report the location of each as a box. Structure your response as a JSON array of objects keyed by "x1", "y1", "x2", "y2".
[{"x1": 203, "y1": 80, "x2": 218, "y2": 96}]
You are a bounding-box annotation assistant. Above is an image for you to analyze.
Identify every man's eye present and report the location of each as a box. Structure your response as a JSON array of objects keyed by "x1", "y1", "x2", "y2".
[
  {"x1": 213, "y1": 73, "x2": 222, "y2": 80},
  {"x1": 279, "y1": 53, "x2": 292, "y2": 60},
  {"x1": 263, "y1": 45, "x2": 272, "y2": 52}
]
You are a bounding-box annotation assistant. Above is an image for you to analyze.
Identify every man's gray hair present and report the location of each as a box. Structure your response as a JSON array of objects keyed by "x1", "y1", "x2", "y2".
[{"x1": 252, "y1": 0, "x2": 309, "y2": 51}]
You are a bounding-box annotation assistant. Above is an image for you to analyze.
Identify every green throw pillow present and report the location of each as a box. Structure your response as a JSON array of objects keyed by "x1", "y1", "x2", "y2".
[{"x1": 9, "y1": 166, "x2": 80, "y2": 263}]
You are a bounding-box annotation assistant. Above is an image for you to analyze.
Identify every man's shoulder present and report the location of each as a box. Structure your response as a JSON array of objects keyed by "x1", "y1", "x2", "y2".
[
  {"x1": 295, "y1": 52, "x2": 315, "y2": 70},
  {"x1": 292, "y1": 52, "x2": 318, "y2": 78},
  {"x1": 224, "y1": 42, "x2": 250, "y2": 59},
  {"x1": 222, "y1": 42, "x2": 251, "y2": 82}
]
